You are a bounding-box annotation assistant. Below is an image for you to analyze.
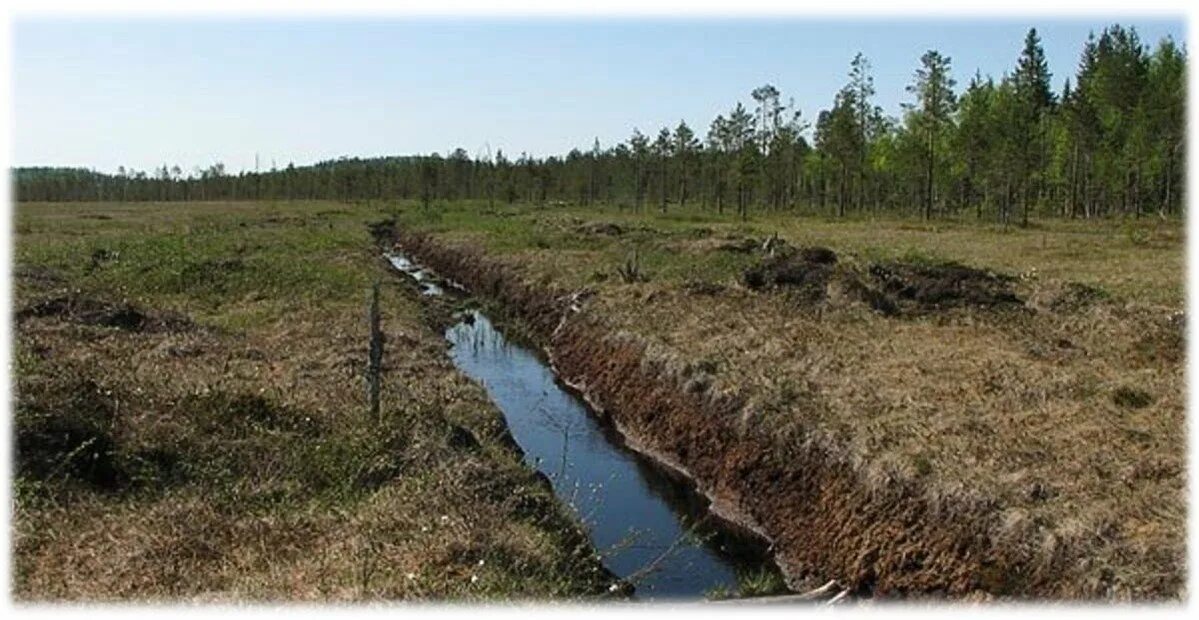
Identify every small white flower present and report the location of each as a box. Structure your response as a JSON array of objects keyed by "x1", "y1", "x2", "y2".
[
  {"x1": 406, "y1": 573, "x2": 417, "y2": 581},
  {"x1": 608, "y1": 583, "x2": 621, "y2": 592},
  {"x1": 420, "y1": 525, "x2": 430, "y2": 532},
  {"x1": 477, "y1": 559, "x2": 485, "y2": 567},
  {"x1": 470, "y1": 575, "x2": 479, "y2": 584},
  {"x1": 439, "y1": 515, "x2": 449, "y2": 523}
]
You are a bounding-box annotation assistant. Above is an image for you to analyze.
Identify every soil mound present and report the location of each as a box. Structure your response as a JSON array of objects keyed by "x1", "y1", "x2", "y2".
[
  {"x1": 742, "y1": 247, "x2": 1022, "y2": 316},
  {"x1": 16, "y1": 378, "x2": 125, "y2": 490},
  {"x1": 576, "y1": 221, "x2": 625, "y2": 236},
  {"x1": 742, "y1": 246, "x2": 839, "y2": 303},
  {"x1": 17, "y1": 295, "x2": 193, "y2": 332},
  {"x1": 868, "y1": 261, "x2": 1021, "y2": 311}
]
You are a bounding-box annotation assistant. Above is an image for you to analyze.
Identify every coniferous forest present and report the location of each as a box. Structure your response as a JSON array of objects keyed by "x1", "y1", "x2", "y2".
[{"x1": 15, "y1": 25, "x2": 1186, "y2": 222}]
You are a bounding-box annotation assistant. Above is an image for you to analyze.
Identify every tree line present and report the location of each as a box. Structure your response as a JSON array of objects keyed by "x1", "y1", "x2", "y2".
[{"x1": 15, "y1": 24, "x2": 1185, "y2": 222}]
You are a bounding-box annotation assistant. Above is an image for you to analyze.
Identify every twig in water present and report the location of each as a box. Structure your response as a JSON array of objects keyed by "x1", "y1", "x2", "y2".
[{"x1": 623, "y1": 515, "x2": 711, "y2": 587}]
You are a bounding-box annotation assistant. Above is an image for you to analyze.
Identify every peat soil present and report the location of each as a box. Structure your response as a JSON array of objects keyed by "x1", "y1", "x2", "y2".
[
  {"x1": 374, "y1": 220, "x2": 1142, "y2": 600},
  {"x1": 384, "y1": 247, "x2": 787, "y2": 600}
]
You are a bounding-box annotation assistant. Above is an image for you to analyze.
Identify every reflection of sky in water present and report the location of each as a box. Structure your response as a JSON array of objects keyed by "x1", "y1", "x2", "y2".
[
  {"x1": 387, "y1": 254, "x2": 442, "y2": 295},
  {"x1": 446, "y1": 311, "x2": 755, "y2": 599},
  {"x1": 388, "y1": 251, "x2": 774, "y2": 599}
]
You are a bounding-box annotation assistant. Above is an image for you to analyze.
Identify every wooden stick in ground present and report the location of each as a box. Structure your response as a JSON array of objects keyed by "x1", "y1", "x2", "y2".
[
  {"x1": 795, "y1": 579, "x2": 839, "y2": 600},
  {"x1": 368, "y1": 281, "x2": 382, "y2": 419},
  {"x1": 708, "y1": 579, "x2": 839, "y2": 605}
]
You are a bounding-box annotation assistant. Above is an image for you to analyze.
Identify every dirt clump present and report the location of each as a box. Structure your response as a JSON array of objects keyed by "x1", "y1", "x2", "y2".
[
  {"x1": 1112, "y1": 386, "x2": 1154, "y2": 409},
  {"x1": 575, "y1": 221, "x2": 625, "y2": 236},
  {"x1": 838, "y1": 277, "x2": 902, "y2": 316},
  {"x1": 742, "y1": 249, "x2": 1023, "y2": 317},
  {"x1": 17, "y1": 295, "x2": 192, "y2": 333},
  {"x1": 868, "y1": 261, "x2": 1022, "y2": 312},
  {"x1": 797, "y1": 246, "x2": 837, "y2": 264},
  {"x1": 742, "y1": 246, "x2": 839, "y2": 303},
  {"x1": 15, "y1": 377, "x2": 125, "y2": 491}
]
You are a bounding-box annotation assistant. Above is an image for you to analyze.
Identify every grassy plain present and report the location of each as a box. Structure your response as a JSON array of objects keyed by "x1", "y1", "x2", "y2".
[
  {"x1": 11, "y1": 200, "x2": 611, "y2": 601},
  {"x1": 11, "y1": 198, "x2": 1184, "y2": 600},
  {"x1": 393, "y1": 199, "x2": 1185, "y2": 599},
  {"x1": 400, "y1": 201, "x2": 1182, "y2": 306}
]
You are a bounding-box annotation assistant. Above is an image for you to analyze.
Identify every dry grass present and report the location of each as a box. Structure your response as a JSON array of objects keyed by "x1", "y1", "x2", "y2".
[
  {"x1": 394, "y1": 200, "x2": 1185, "y2": 599},
  {"x1": 11, "y1": 200, "x2": 610, "y2": 601}
]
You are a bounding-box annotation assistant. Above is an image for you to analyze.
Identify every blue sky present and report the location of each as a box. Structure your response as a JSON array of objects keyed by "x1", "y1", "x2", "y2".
[{"x1": 13, "y1": 17, "x2": 1186, "y2": 174}]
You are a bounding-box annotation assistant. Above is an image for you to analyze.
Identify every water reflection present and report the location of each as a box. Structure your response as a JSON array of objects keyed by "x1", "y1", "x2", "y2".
[
  {"x1": 388, "y1": 251, "x2": 776, "y2": 599},
  {"x1": 446, "y1": 311, "x2": 771, "y2": 599},
  {"x1": 387, "y1": 254, "x2": 443, "y2": 295}
]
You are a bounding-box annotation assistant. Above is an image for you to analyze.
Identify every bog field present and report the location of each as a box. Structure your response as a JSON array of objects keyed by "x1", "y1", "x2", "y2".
[
  {"x1": 11, "y1": 200, "x2": 613, "y2": 601},
  {"x1": 11, "y1": 199, "x2": 1185, "y2": 602}
]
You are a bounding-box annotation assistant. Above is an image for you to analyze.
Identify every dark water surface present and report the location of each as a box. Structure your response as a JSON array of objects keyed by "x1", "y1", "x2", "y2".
[{"x1": 388, "y1": 252, "x2": 774, "y2": 599}]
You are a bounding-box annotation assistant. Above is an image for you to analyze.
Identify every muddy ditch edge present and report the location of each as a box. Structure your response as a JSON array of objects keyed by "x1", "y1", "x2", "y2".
[
  {"x1": 383, "y1": 226, "x2": 1088, "y2": 600},
  {"x1": 371, "y1": 253, "x2": 631, "y2": 599}
]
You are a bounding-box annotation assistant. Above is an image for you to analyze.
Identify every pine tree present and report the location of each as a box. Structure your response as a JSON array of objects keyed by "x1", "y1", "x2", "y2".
[
  {"x1": 905, "y1": 50, "x2": 957, "y2": 220},
  {"x1": 673, "y1": 120, "x2": 699, "y2": 208},
  {"x1": 1013, "y1": 28, "x2": 1055, "y2": 225},
  {"x1": 848, "y1": 52, "x2": 879, "y2": 210}
]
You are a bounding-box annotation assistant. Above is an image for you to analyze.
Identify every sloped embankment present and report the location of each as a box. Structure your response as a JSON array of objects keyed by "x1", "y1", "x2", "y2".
[{"x1": 382, "y1": 226, "x2": 1105, "y2": 599}]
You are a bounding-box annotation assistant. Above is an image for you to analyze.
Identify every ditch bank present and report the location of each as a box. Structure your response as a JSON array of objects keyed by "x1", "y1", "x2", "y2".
[
  {"x1": 377, "y1": 224, "x2": 1071, "y2": 600},
  {"x1": 384, "y1": 251, "x2": 783, "y2": 599}
]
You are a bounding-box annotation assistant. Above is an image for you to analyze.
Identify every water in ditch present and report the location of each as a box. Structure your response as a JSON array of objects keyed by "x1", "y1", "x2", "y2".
[{"x1": 387, "y1": 253, "x2": 776, "y2": 600}]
